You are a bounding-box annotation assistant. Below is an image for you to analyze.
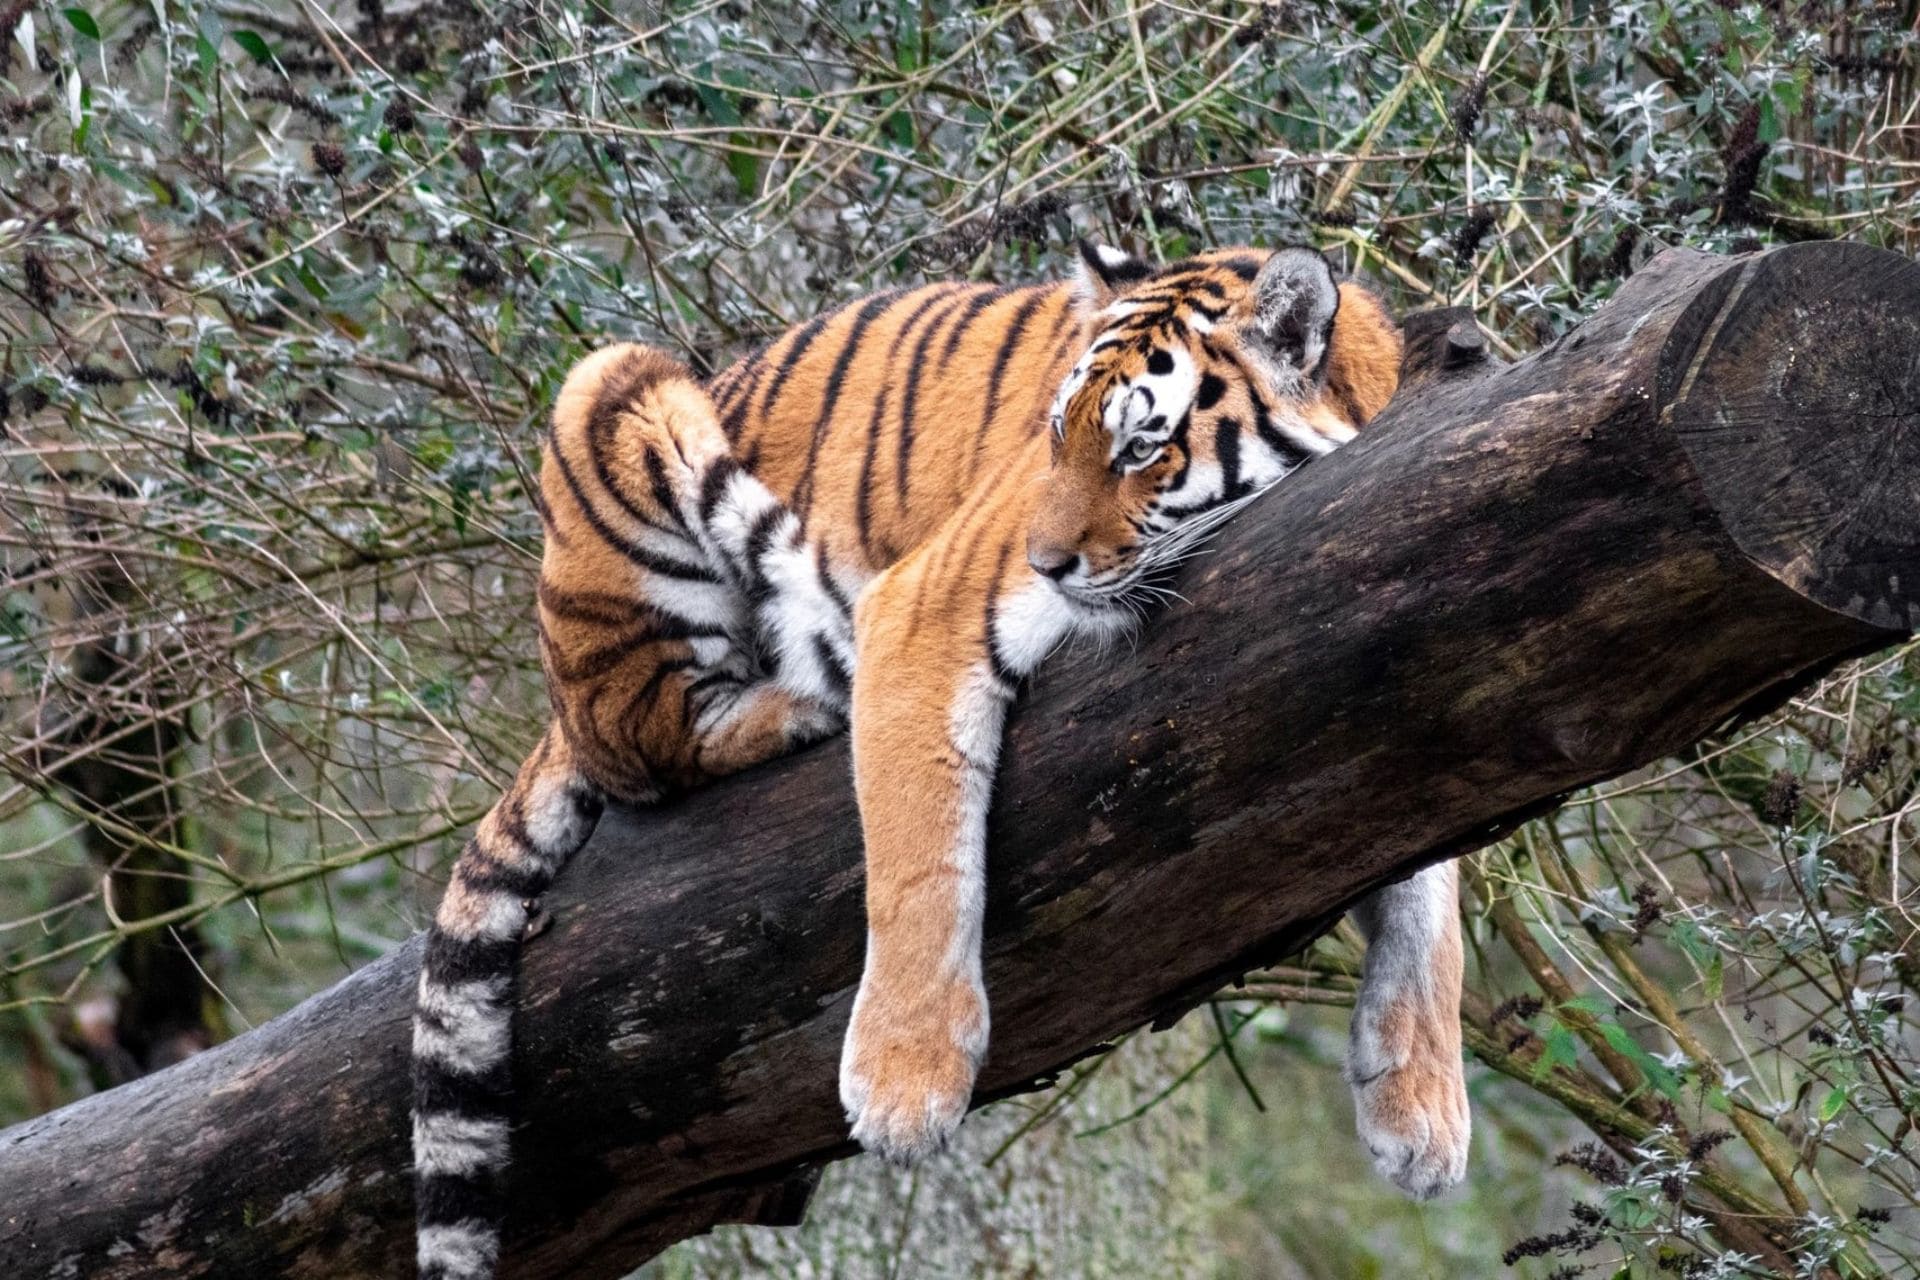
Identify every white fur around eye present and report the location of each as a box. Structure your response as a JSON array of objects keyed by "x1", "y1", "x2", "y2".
[
  {"x1": 1049, "y1": 356, "x2": 1094, "y2": 437},
  {"x1": 1104, "y1": 346, "x2": 1195, "y2": 464}
]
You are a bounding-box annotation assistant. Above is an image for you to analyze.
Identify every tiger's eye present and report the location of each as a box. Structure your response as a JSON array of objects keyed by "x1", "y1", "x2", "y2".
[{"x1": 1124, "y1": 437, "x2": 1159, "y2": 465}]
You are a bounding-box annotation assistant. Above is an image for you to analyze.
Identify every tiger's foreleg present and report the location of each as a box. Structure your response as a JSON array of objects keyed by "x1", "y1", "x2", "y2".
[
  {"x1": 1346, "y1": 859, "x2": 1471, "y2": 1198},
  {"x1": 836, "y1": 563, "x2": 1030, "y2": 1163},
  {"x1": 837, "y1": 512, "x2": 1107, "y2": 1163}
]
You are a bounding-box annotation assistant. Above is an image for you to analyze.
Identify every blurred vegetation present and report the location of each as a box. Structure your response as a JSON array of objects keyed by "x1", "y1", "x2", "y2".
[{"x1": 2, "y1": 0, "x2": 1917, "y2": 1275}]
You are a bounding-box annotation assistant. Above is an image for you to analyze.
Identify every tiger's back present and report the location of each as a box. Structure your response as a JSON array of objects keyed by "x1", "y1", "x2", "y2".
[{"x1": 700, "y1": 250, "x2": 1400, "y2": 585}]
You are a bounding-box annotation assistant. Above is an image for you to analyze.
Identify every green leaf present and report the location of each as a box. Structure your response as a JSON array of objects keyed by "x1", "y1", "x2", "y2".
[
  {"x1": 1818, "y1": 1085, "x2": 1847, "y2": 1122},
  {"x1": 1757, "y1": 95, "x2": 1781, "y2": 145},
  {"x1": 692, "y1": 70, "x2": 740, "y2": 126},
  {"x1": 1598, "y1": 1023, "x2": 1683, "y2": 1099},
  {"x1": 195, "y1": 31, "x2": 219, "y2": 79},
  {"x1": 73, "y1": 82, "x2": 92, "y2": 149},
  {"x1": 725, "y1": 137, "x2": 758, "y2": 196},
  {"x1": 1704, "y1": 951, "x2": 1724, "y2": 1001},
  {"x1": 232, "y1": 30, "x2": 273, "y2": 64},
  {"x1": 61, "y1": 8, "x2": 100, "y2": 40},
  {"x1": 1773, "y1": 77, "x2": 1803, "y2": 118},
  {"x1": 1535, "y1": 1024, "x2": 1578, "y2": 1081},
  {"x1": 295, "y1": 261, "x2": 329, "y2": 301}
]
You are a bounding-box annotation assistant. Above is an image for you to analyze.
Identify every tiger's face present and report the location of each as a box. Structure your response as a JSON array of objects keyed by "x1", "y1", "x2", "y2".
[{"x1": 1028, "y1": 243, "x2": 1383, "y2": 606}]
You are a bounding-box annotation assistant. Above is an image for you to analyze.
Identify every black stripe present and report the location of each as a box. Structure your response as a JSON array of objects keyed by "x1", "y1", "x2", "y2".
[
  {"x1": 743, "y1": 505, "x2": 785, "y2": 602},
  {"x1": 583, "y1": 417, "x2": 678, "y2": 540},
  {"x1": 413, "y1": 1049, "x2": 512, "y2": 1111},
  {"x1": 423, "y1": 929, "x2": 520, "y2": 987},
  {"x1": 642, "y1": 446, "x2": 686, "y2": 531},
  {"x1": 815, "y1": 542, "x2": 853, "y2": 617},
  {"x1": 1196, "y1": 372, "x2": 1226, "y2": 410},
  {"x1": 545, "y1": 619, "x2": 728, "y2": 684},
  {"x1": 855, "y1": 288, "x2": 959, "y2": 563},
  {"x1": 974, "y1": 289, "x2": 1051, "y2": 463},
  {"x1": 1252, "y1": 398, "x2": 1312, "y2": 469},
  {"x1": 568, "y1": 784, "x2": 604, "y2": 826},
  {"x1": 719, "y1": 353, "x2": 771, "y2": 439},
  {"x1": 897, "y1": 288, "x2": 990, "y2": 506},
  {"x1": 634, "y1": 652, "x2": 700, "y2": 708},
  {"x1": 1215, "y1": 413, "x2": 1242, "y2": 497},
  {"x1": 579, "y1": 354, "x2": 690, "y2": 543},
  {"x1": 1160, "y1": 409, "x2": 1194, "y2": 491},
  {"x1": 1157, "y1": 489, "x2": 1243, "y2": 521},
  {"x1": 492, "y1": 802, "x2": 537, "y2": 856},
  {"x1": 551, "y1": 429, "x2": 721, "y2": 582},
  {"x1": 707, "y1": 355, "x2": 753, "y2": 407},
  {"x1": 415, "y1": 1167, "x2": 503, "y2": 1228},
  {"x1": 939, "y1": 286, "x2": 1011, "y2": 370},
  {"x1": 459, "y1": 856, "x2": 552, "y2": 901},
  {"x1": 628, "y1": 542, "x2": 721, "y2": 583},
  {"x1": 1206, "y1": 341, "x2": 1312, "y2": 468},
  {"x1": 757, "y1": 305, "x2": 843, "y2": 421},
  {"x1": 813, "y1": 632, "x2": 852, "y2": 699},
  {"x1": 537, "y1": 581, "x2": 638, "y2": 625},
  {"x1": 696, "y1": 456, "x2": 740, "y2": 526},
  {"x1": 792, "y1": 289, "x2": 906, "y2": 519}
]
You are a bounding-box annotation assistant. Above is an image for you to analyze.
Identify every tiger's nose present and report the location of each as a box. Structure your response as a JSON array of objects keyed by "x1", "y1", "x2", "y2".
[{"x1": 1027, "y1": 542, "x2": 1081, "y2": 580}]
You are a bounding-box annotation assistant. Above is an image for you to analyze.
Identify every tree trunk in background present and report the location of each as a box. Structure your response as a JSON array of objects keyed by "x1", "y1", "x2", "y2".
[
  {"x1": 34, "y1": 485, "x2": 220, "y2": 1084},
  {"x1": 0, "y1": 242, "x2": 1916, "y2": 1278}
]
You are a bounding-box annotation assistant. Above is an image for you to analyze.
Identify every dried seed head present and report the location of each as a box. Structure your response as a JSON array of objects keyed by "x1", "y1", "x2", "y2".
[
  {"x1": 383, "y1": 97, "x2": 417, "y2": 134},
  {"x1": 1760, "y1": 769, "x2": 1802, "y2": 827},
  {"x1": 1450, "y1": 70, "x2": 1490, "y2": 141},
  {"x1": 1628, "y1": 881, "x2": 1663, "y2": 942},
  {"x1": 23, "y1": 249, "x2": 54, "y2": 310},
  {"x1": 1450, "y1": 206, "x2": 1497, "y2": 268},
  {"x1": 1842, "y1": 743, "x2": 1891, "y2": 786},
  {"x1": 1686, "y1": 1128, "x2": 1734, "y2": 1161},
  {"x1": 1554, "y1": 1142, "x2": 1627, "y2": 1186},
  {"x1": 1720, "y1": 100, "x2": 1769, "y2": 226},
  {"x1": 311, "y1": 141, "x2": 348, "y2": 177},
  {"x1": 1490, "y1": 994, "x2": 1544, "y2": 1025},
  {"x1": 248, "y1": 83, "x2": 342, "y2": 126}
]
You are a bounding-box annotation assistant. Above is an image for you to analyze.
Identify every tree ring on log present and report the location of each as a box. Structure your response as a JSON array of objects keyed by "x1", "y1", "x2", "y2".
[{"x1": 1659, "y1": 242, "x2": 1920, "y2": 631}]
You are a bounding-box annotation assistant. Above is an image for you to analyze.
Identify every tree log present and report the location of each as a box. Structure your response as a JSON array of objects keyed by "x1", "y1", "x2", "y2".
[{"x1": 2, "y1": 242, "x2": 1917, "y2": 1279}]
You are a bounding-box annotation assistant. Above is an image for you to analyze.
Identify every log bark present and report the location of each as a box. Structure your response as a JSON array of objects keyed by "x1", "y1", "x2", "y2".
[{"x1": 3, "y1": 242, "x2": 1918, "y2": 1279}]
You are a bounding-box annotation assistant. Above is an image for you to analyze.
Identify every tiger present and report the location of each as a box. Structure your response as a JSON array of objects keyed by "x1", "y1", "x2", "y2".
[{"x1": 410, "y1": 242, "x2": 1469, "y2": 1280}]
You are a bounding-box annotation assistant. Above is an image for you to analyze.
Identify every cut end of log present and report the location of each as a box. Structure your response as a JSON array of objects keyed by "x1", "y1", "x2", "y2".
[
  {"x1": 1660, "y1": 241, "x2": 1920, "y2": 632},
  {"x1": 1397, "y1": 306, "x2": 1489, "y2": 384}
]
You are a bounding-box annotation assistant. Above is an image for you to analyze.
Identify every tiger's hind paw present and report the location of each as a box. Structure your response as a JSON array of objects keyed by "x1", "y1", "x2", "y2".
[{"x1": 1348, "y1": 994, "x2": 1470, "y2": 1199}]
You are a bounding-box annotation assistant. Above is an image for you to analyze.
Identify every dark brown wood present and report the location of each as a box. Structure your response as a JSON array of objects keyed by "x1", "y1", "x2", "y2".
[{"x1": 2, "y1": 242, "x2": 1917, "y2": 1280}]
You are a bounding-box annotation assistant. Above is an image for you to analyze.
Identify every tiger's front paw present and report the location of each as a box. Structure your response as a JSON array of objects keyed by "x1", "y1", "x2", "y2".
[
  {"x1": 838, "y1": 976, "x2": 986, "y2": 1166},
  {"x1": 1347, "y1": 989, "x2": 1470, "y2": 1199}
]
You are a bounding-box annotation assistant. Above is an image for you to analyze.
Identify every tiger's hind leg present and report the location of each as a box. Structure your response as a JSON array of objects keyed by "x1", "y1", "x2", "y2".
[
  {"x1": 414, "y1": 345, "x2": 860, "y2": 1280},
  {"x1": 1346, "y1": 860, "x2": 1470, "y2": 1199},
  {"x1": 695, "y1": 457, "x2": 860, "y2": 712},
  {"x1": 543, "y1": 343, "x2": 856, "y2": 790}
]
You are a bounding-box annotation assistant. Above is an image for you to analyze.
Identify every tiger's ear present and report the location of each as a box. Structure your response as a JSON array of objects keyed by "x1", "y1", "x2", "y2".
[
  {"x1": 1245, "y1": 247, "x2": 1340, "y2": 379},
  {"x1": 1074, "y1": 238, "x2": 1151, "y2": 311}
]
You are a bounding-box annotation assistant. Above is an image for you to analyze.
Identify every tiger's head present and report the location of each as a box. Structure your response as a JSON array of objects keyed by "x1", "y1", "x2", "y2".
[{"x1": 1027, "y1": 242, "x2": 1401, "y2": 604}]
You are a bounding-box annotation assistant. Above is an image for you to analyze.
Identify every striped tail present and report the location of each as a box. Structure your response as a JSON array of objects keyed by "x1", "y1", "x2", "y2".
[{"x1": 412, "y1": 728, "x2": 603, "y2": 1280}]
